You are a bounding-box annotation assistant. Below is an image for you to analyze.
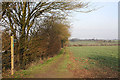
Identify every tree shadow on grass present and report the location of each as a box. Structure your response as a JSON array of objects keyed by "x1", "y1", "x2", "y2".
[{"x1": 88, "y1": 54, "x2": 119, "y2": 72}]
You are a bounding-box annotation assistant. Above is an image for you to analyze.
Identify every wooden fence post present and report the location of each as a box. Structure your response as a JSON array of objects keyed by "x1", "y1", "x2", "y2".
[{"x1": 11, "y1": 35, "x2": 14, "y2": 75}]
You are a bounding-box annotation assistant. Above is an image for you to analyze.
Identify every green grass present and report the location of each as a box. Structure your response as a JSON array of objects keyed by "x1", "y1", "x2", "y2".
[
  {"x1": 57, "y1": 49, "x2": 71, "y2": 72},
  {"x1": 68, "y1": 46, "x2": 119, "y2": 71},
  {"x1": 10, "y1": 49, "x2": 65, "y2": 78}
]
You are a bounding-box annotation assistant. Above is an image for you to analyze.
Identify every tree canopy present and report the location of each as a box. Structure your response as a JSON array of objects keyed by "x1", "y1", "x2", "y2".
[{"x1": 1, "y1": 1, "x2": 89, "y2": 69}]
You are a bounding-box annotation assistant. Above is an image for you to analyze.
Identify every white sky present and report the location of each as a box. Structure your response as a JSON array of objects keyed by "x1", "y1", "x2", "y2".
[
  {"x1": 68, "y1": 2, "x2": 118, "y2": 40},
  {"x1": 84, "y1": 0, "x2": 119, "y2": 2}
]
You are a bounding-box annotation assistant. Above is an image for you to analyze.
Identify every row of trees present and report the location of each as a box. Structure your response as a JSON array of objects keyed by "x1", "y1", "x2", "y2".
[{"x1": 1, "y1": 1, "x2": 89, "y2": 70}]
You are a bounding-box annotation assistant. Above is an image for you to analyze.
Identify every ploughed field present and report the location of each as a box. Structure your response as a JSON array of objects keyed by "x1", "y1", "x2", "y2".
[{"x1": 68, "y1": 46, "x2": 119, "y2": 78}]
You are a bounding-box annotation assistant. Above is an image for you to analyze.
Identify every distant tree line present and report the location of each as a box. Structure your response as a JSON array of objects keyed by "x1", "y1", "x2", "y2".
[{"x1": 69, "y1": 38, "x2": 117, "y2": 42}]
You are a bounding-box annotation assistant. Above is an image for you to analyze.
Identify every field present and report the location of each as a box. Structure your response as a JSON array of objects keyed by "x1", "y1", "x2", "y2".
[
  {"x1": 69, "y1": 40, "x2": 118, "y2": 46},
  {"x1": 68, "y1": 46, "x2": 119, "y2": 78}
]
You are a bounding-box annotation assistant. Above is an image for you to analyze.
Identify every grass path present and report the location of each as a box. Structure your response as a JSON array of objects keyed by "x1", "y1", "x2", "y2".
[
  {"x1": 4, "y1": 49, "x2": 74, "y2": 78},
  {"x1": 31, "y1": 53, "x2": 73, "y2": 78}
]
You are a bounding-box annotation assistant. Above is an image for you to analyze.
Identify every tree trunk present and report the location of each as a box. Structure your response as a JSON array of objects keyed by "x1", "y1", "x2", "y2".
[
  {"x1": 61, "y1": 40, "x2": 64, "y2": 48},
  {"x1": 18, "y1": 33, "x2": 26, "y2": 69}
]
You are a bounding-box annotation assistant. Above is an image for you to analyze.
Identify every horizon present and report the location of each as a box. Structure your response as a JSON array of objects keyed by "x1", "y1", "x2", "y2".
[{"x1": 68, "y1": 38, "x2": 119, "y2": 40}]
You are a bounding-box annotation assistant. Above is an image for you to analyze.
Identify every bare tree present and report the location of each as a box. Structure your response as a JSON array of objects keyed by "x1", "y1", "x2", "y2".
[{"x1": 1, "y1": 1, "x2": 89, "y2": 69}]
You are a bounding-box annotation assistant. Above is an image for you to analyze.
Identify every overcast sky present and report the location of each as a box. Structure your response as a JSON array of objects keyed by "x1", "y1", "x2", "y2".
[{"x1": 69, "y1": 1, "x2": 118, "y2": 40}]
